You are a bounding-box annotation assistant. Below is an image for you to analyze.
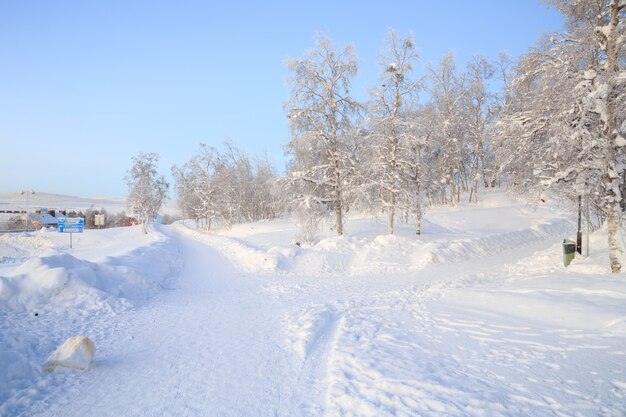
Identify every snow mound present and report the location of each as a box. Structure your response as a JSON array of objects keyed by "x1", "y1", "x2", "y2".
[
  {"x1": 45, "y1": 336, "x2": 95, "y2": 370},
  {"x1": 178, "y1": 214, "x2": 574, "y2": 277},
  {"x1": 173, "y1": 223, "x2": 279, "y2": 273},
  {"x1": 0, "y1": 231, "x2": 58, "y2": 264},
  {"x1": 173, "y1": 191, "x2": 578, "y2": 277},
  {"x1": 0, "y1": 227, "x2": 182, "y2": 413},
  {"x1": 0, "y1": 231, "x2": 181, "y2": 311}
]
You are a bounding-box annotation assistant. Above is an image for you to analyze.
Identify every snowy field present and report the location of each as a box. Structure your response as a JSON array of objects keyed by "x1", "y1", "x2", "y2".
[
  {"x1": 0, "y1": 192, "x2": 178, "y2": 220},
  {"x1": 1, "y1": 190, "x2": 625, "y2": 416},
  {"x1": 0, "y1": 192, "x2": 127, "y2": 213}
]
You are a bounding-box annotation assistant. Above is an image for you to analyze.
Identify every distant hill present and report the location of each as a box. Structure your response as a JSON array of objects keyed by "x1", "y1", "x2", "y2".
[
  {"x1": 0, "y1": 192, "x2": 126, "y2": 213},
  {"x1": 0, "y1": 192, "x2": 178, "y2": 215}
]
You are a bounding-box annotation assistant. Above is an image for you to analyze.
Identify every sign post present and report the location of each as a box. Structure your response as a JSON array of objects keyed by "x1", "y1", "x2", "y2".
[{"x1": 57, "y1": 217, "x2": 84, "y2": 248}]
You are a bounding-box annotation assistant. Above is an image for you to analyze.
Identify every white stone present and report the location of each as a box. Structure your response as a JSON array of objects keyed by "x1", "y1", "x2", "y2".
[{"x1": 45, "y1": 336, "x2": 95, "y2": 370}]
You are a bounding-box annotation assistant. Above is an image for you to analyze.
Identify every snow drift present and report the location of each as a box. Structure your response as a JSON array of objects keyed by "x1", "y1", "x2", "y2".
[
  {"x1": 0, "y1": 226, "x2": 181, "y2": 411},
  {"x1": 0, "y1": 229, "x2": 181, "y2": 311},
  {"x1": 177, "y1": 195, "x2": 575, "y2": 277}
]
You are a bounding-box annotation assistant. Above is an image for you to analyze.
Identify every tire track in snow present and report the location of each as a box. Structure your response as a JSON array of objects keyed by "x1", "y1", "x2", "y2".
[
  {"x1": 283, "y1": 300, "x2": 361, "y2": 417},
  {"x1": 276, "y1": 220, "x2": 622, "y2": 417}
]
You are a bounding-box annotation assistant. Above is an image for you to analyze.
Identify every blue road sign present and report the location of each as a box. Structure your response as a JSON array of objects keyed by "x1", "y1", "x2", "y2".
[{"x1": 57, "y1": 217, "x2": 84, "y2": 233}]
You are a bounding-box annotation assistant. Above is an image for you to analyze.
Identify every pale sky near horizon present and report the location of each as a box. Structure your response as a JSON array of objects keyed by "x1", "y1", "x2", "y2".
[{"x1": 0, "y1": 1, "x2": 564, "y2": 197}]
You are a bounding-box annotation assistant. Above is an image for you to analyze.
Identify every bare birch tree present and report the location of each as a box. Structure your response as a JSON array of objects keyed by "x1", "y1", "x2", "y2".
[
  {"x1": 425, "y1": 53, "x2": 468, "y2": 206},
  {"x1": 285, "y1": 35, "x2": 360, "y2": 236},
  {"x1": 368, "y1": 30, "x2": 423, "y2": 234},
  {"x1": 125, "y1": 152, "x2": 169, "y2": 234},
  {"x1": 173, "y1": 142, "x2": 281, "y2": 231},
  {"x1": 496, "y1": 0, "x2": 625, "y2": 272}
]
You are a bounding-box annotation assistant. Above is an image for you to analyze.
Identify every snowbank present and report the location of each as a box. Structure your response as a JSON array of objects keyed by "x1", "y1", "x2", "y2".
[
  {"x1": 0, "y1": 229, "x2": 180, "y2": 311},
  {"x1": 173, "y1": 222, "x2": 280, "y2": 273},
  {"x1": 0, "y1": 225, "x2": 181, "y2": 411},
  {"x1": 176, "y1": 193, "x2": 575, "y2": 277},
  {"x1": 0, "y1": 231, "x2": 58, "y2": 265}
]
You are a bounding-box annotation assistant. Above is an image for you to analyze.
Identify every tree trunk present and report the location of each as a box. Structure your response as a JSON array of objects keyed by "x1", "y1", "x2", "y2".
[
  {"x1": 386, "y1": 190, "x2": 395, "y2": 235},
  {"x1": 333, "y1": 157, "x2": 343, "y2": 236},
  {"x1": 335, "y1": 192, "x2": 343, "y2": 235},
  {"x1": 604, "y1": 0, "x2": 624, "y2": 272},
  {"x1": 621, "y1": 170, "x2": 626, "y2": 212},
  {"x1": 606, "y1": 201, "x2": 622, "y2": 272},
  {"x1": 415, "y1": 201, "x2": 422, "y2": 235},
  {"x1": 449, "y1": 169, "x2": 456, "y2": 207}
]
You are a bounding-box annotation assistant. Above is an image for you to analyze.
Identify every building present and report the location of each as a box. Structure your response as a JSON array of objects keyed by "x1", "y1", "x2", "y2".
[{"x1": 32, "y1": 208, "x2": 66, "y2": 229}]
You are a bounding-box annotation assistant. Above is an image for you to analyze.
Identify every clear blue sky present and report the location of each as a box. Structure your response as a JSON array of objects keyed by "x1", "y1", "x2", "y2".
[{"x1": 0, "y1": 1, "x2": 564, "y2": 197}]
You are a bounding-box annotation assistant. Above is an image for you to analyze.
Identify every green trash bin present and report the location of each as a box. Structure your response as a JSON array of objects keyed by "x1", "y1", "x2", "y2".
[{"x1": 563, "y1": 239, "x2": 576, "y2": 267}]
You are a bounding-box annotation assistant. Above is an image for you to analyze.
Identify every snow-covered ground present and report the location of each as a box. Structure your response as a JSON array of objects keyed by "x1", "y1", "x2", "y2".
[
  {"x1": 1, "y1": 191, "x2": 625, "y2": 416},
  {"x1": 0, "y1": 192, "x2": 126, "y2": 213},
  {"x1": 0, "y1": 192, "x2": 178, "y2": 219}
]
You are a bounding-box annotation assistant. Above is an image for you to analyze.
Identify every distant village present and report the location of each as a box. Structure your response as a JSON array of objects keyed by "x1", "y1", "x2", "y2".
[{"x1": 0, "y1": 207, "x2": 138, "y2": 232}]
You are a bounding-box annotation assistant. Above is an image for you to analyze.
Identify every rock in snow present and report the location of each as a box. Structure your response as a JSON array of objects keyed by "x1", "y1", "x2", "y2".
[{"x1": 45, "y1": 336, "x2": 95, "y2": 370}]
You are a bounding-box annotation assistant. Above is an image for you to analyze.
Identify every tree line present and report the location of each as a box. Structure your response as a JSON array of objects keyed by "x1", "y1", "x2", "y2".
[
  {"x1": 126, "y1": 0, "x2": 624, "y2": 272},
  {"x1": 282, "y1": 0, "x2": 624, "y2": 271}
]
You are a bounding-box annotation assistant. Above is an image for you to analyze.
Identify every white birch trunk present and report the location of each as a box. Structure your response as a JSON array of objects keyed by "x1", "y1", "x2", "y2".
[{"x1": 605, "y1": 0, "x2": 624, "y2": 273}]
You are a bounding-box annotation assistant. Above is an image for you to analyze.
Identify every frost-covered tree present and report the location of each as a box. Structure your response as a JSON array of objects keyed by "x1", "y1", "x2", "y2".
[
  {"x1": 418, "y1": 53, "x2": 499, "y2": 206},
  {"x1": 172, "y1": 144, "x2": 224, "y2": 230},
  {"x1": 251, "y1": 154, "x2": 284, "y2": 221},
  {"x1": 553, "y1": 0, "x2": 625, "y2": 272},
  {"x1": 173, "y1": 142, "x2": 282, "y2": 231},
  {"x1": 285, "y1": 35, "x2": 360, "y2": 236},
  {"x1": 219, "y1": 141, "x2": 282, "y2": 225},
  {"x1": 424, "y1": 53, "x2": 468, "y2": 206},
  {"x1": 496, "y1": 0, "x2": 626, "y2": 272},
  {"x1": 125, "y1": 152, "x2": 169, "y2": 234},
  {"x1": 368, "y1": 30, "x2": 423, "y2": 234},
  {"x1": 463, "y1": 56, "x2": 496, "y2": 200},
  {"x1": 486, "y1": 52, "x2": 514, "y2": 188}
]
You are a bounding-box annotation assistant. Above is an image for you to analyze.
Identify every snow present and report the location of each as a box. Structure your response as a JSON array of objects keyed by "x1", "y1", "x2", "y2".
[
  {"x1": 1, "y1": 190, "x2": 625, "y2": 416},
  {"x1": 45, "y1": 336, "x2": 95, "y2": 370},
  {"x1": 583, "y1": 68, "x2": 597, "y2": 80},
  {"x1": 0, "y1": 191, "x2": 178, "y2": 217},
  {"x1": 0, "y1": 192, "x2": 126, "y2": 213}
]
